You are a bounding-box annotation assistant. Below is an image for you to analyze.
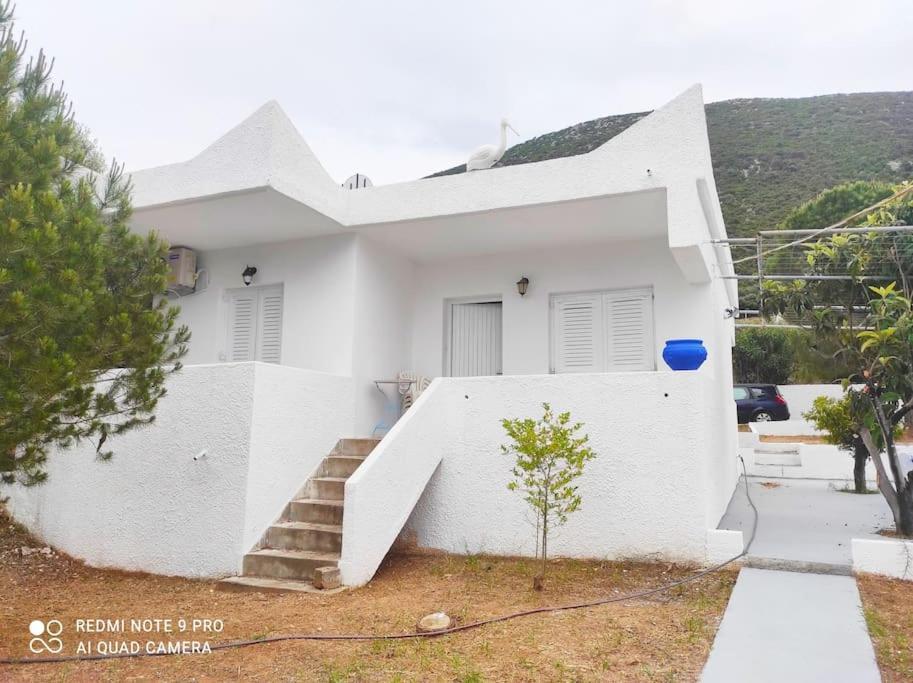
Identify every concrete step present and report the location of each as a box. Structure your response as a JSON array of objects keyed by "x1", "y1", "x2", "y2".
[
  {"x1": 754, "y1": 451, "x2": 801, "y2": 467},
  {"x1": 743, "y1": 556, "x2": 853, "y2": 576},
  {"x1": 266, "y1": 521, "x2": 342, "y2": 553},
  {"x1": 288, "y1": 498, "x2": 344, "y2": 525},
  {"x1": 242, "y1": 548, "x2": 339, "y2": 581},
  {"x1": 321, "y1": 455, "x2": 366, "y2": 478},
  {"x1": 335, "y1": 438, "x2": 381, "y2": 457},
  {"x1": 755, "y1": 442, "x2": 801, "y2": 454},
  {"x1": 219, "y1": 576, "x2": 344, "y2": 594},
  {"x1": 307, "y1": 477, "x2": 347, "y2": 501}
]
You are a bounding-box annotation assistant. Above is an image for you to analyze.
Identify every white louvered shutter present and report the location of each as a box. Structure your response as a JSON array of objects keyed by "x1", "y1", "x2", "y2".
[
  {"x1": 228, "y1": 290, "x2": 258, "y2": 361},
  {"x1": 605, "y1": 289, "x2": 654, "y2": 371},
  {"x1": 552, "y1": 288, "x2": 653, "y2": 373},
  {"x1": 256, "y1": 287, "x2": 283, "y2": 364},
  {"x1": 227, "y1": 285, "x2": 284, "y2": 364},
  {"x1": 553, "y1": 293, "x2": 604, "y2": 373}
]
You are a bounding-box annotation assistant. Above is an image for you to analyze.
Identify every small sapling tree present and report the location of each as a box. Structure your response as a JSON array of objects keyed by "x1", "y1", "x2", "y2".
[{"x1": 500, "y1": 403, "x2": 595, "y2": 590}]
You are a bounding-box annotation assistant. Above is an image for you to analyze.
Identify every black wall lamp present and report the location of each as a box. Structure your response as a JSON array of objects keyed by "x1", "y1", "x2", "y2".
[
  {"x1": 516, "y1": 276, "x2": 529, "y2": 296},
  {"x1": 242, "y1": 265, "x2": 257, "y2": 286}
]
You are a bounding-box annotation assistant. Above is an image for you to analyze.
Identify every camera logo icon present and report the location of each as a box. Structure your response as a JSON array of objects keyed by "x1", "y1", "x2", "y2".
[{"x1": 28, "y1": 619, "x2": 64, "y2": 654}]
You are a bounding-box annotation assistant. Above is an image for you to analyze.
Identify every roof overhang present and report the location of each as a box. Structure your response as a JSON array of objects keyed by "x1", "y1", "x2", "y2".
[
  {"x1": 130, "y1": 186, "x2": 343, "y2": 250},
  {"x1": 349, "y1": 188, "x2": 667, "y2": 262}
]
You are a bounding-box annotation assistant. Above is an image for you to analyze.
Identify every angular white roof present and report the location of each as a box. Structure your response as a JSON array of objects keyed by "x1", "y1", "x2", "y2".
[{"x1": 128, "y1": 85, "x2": 735, "y2": 304}]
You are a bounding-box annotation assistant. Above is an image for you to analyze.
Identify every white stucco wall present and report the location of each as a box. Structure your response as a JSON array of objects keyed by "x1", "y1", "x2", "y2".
[
  {"x1": 173, "y1": 233, "x2": 358, "y2": 376},
  {"x1": 412, "y1": 238, "x2": 710, "y2": 378},
  {"x1": 244, "y1": 363, "x2": 354, "y2": 549},
  {"x1": 339, "y1": 371, "x2": 735, "y2": 585},
  {"x1": 169, "y1": 233, "x2": 416, "y2": 436},
  {"x1": 409, "y1": 237, "x2": 738, "y2": 530},
  {"x1": 2, "y1": 363, "x2": 352, "y2": 578},
  {"x1": 350, "y1": 237, "x2": 416, "y2": 435}
]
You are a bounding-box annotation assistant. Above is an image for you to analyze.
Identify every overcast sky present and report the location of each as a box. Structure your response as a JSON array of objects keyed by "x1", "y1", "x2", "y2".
[{"x1": 16, "y1": 1, "x2": 911, "y2": 185}]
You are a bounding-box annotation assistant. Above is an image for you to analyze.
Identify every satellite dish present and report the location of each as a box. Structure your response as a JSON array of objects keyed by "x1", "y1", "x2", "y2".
[{"x1": 343, "y1": 173, "x2": 373, "y2": 189}]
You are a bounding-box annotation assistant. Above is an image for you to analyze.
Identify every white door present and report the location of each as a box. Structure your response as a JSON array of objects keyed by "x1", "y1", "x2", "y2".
[
  {"x1": 551, "y1": 288, "x2": 654, "y2": 373},
  {"x1": 448, "y1": 301, "x2": 503, "y2": 376},
  {"x1": 227, "y1": 285, "x2": 284, "y2": 363}
]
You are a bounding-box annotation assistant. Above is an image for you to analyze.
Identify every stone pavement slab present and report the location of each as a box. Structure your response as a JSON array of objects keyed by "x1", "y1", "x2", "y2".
[{"x1": 701, "y1": 568, "x2": 880, "y2": 683}]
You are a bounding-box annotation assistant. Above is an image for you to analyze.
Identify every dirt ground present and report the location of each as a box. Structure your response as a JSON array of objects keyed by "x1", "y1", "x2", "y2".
[
  {"x1": 858, "y1": 575, "x2": 913, "y2": 683},
  {"x1": 757, "y1": 428, "x2": 913, "y2": 445},
  {"x1": 0, "y1": 510, "x2": 735, "y2": 682}
]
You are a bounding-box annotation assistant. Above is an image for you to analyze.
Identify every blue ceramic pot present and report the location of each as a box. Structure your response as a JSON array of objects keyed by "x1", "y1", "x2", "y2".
[{"x1": 662, "y1": 339, "x2": 707, "y2": 371}]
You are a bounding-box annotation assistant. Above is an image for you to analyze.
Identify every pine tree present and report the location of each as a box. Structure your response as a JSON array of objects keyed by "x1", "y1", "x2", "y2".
[{"x1": 0, "y1": 3, "x2": 189, "y2": 485}]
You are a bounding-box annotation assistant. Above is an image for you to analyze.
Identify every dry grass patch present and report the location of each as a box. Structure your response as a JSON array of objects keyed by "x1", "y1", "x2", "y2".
[
  {"x1": 0, "y1": 509, "x2": 734, "y2": 681},
  {"x1": 858, "y1": 574, "x2": 913, "y2": 682}
]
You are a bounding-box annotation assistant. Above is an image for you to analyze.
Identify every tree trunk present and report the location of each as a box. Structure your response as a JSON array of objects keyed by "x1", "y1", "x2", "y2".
[
  {"x1": 896, "y1": 486, "x2": 913, "y2": 538},
  {"x1": 852, "y1": 441, "x2": 868, "y2": 494},
  {"x1": 535, "y1": 508, "x2": 548, "y2": 591}
]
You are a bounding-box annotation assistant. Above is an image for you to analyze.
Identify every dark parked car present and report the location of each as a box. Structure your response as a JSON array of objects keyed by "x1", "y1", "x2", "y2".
[{"x1": 734, "y1": 384, "x2": 790, "y2": 423}]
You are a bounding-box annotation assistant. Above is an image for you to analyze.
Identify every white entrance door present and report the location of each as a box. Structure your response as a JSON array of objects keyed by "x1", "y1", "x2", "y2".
[
  {"x1": 448, "y1": 301, "x2": 503, "y2": 376},
  {"x1": 551, "y1": 288, "x2": 654, "y2": 373},
  {"x1": 226, "y1": 285, "x2": 284, "y2": 363}
]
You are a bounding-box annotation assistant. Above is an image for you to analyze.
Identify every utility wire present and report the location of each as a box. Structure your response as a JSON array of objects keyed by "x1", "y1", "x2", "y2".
[
  {"x1": 731, "y1": 184, "x2": 913, "y2": 266},
  {"x1": 0, "y1": 457, "x2": 759, "y2": 667}
]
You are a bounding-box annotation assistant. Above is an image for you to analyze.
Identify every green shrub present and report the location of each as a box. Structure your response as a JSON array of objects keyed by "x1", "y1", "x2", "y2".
[{"x1": 733, "y1": 327, "x2": 796, "y2": 384}]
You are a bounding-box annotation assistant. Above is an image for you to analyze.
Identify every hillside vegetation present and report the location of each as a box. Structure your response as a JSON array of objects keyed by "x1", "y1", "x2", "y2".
[{"x1": 431, "y1": 91, "x2": 913, "y2": 238}]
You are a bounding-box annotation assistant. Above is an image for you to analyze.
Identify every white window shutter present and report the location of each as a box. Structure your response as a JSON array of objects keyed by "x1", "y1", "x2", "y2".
[
  {"x1": 227, "y1": 291, "x2": 257, "y2": 362},
  {"x1": 553, "y1": 293, "x2": 604, "y2": 373},
  {"x1": 605, "y1": 290, "x2": 654, "y2": 371},
  {"x1": 227, "y1": 285, "x2": 284, "y2": 364},
  {"x1": 257, "y1": 287, "x2": 283, "y2": 364}
]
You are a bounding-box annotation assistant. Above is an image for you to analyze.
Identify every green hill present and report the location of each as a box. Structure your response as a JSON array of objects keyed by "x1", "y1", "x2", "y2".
[{"x1": 431, "y1": 91, "x2": 913, "y2": 237}]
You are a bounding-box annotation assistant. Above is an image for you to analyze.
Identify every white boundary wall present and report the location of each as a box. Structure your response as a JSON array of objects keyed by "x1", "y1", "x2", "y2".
[
  {"x1": 340, "y1": 370, "x2": 737, "y2": 585},
  {"x1": 3, "y1": 363, "x2": 353, "y2": 577},
  {"x1": 779, "y1": 384, "x2": 846, "y2": 419},
  {"x1": 744, "y1": 444, "x2": 877, "y2": 484},
  {"x1": 852, "y1": 538, "x2": 913, "y2": 580}
]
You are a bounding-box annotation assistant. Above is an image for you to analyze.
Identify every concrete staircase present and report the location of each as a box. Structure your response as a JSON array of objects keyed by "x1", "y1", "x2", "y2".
[{"x1": 220, "y1": 438, "x2": 380, "y2": 592}]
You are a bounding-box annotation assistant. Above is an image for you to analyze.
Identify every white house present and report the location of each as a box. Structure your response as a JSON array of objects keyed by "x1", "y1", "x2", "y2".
[{"x1": 5, "y1": 85, "x2": 742, "y2": 588}]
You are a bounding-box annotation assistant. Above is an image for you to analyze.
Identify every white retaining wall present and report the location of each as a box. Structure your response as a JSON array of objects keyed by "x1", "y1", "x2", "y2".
[
  {"x1": 3, "y1": 363, "x2": 353, "y2": 577},
  {"x1": 779, "y1": 384, "x2": 846, "y2": 419},
  {"x1": 852, "y1": 538, "x2": 913, "y2": 580},
  {"x1": 339, "y1": 370, "x2": 737, "y2": 585}
]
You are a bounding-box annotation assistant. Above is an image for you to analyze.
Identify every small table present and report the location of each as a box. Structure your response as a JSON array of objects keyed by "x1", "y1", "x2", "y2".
[{"x1": 372, "y1": 379, "x2": 415, "y2": 436}]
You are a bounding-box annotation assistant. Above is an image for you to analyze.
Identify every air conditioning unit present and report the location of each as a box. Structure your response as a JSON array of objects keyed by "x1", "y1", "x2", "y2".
[{"x1": 167, "y1": 247, "x2": 197, "y2": 295}]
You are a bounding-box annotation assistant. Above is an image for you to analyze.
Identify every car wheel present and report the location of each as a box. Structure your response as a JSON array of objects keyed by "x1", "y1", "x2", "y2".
[{"x1": 753, "y1": 411, "x2": 773, "y2": 422}]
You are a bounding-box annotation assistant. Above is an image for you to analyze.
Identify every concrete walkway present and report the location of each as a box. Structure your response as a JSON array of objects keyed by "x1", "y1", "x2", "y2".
[
  {"x1": 719, "y1": 478, "x2": 891, "y2": 567},
  {"x1": 701, "y1": 568, "x2": 880, "y2": 682}
]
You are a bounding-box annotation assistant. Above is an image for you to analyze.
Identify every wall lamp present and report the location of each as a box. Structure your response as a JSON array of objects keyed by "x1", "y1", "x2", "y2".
[
  {"x1": 242, "y1": 265, "x2": 257, "y2": 286},
  {"x1": 516, "y1": 276, "x2": 529, "y2": 296}
]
